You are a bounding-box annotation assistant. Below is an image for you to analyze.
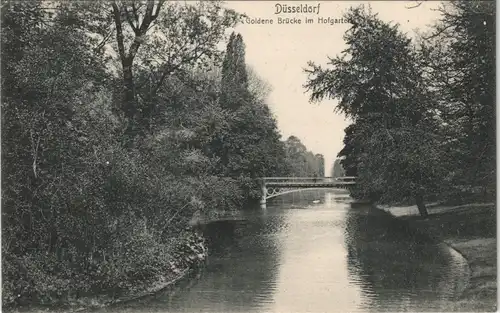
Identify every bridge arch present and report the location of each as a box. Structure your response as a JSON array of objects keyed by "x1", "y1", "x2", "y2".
[
  {"x1": 259, "y1": 177, "x2": 356, "y2": 209},
  {"x1": 265, "y1": 186, "x2": 350, "y2": 200}
]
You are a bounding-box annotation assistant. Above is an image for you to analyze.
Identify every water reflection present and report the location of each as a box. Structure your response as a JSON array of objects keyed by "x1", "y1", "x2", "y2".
[
  {"x1": 180, "y1": 214, "x2": 285, "y2": 313},
  {"x1": 95, "y1": 190, "x2": 469, "y2": 313},
  {"x1": 98, "y1": 209, "x2": 286, "y2": 313},
  {"x1": 268, "y1": 194, "x2": 366, "y2": 313},
  {"x1": 343, "y1": 205, "x2": 470, "y2": 312}
]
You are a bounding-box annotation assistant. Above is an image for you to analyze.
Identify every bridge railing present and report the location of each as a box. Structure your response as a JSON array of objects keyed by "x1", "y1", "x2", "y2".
[{"x1": 262, "y1": 177, "x2": 356, "y2": 183}]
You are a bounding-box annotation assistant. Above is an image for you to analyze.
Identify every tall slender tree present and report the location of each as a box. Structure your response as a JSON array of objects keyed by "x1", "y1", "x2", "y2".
[{"x1": 220, "y1": 32, "x2": 249, "y2": 110}]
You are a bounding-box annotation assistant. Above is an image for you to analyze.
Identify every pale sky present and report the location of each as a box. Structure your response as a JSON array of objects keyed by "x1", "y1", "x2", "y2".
[{"x1": 224, "y1": 1, "x2": 442, "y2": 173}]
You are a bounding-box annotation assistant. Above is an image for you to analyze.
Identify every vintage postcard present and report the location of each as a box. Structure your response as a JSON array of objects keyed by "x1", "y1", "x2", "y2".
[{"x1": 1, "y1": 0, "x2": 496, "y2": 312}]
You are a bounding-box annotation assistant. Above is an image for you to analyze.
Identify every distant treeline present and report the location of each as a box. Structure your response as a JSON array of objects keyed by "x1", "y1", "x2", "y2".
[
  {"x1": 330, "y1": 158, "x2": 346, "y2": 178},
  {"x1": 284, "y1": 136, "x2": 325, "y2": 177},
  {"x1": 1, "y1": 1, "x2": 319, "y2": 307},
  {"x1": 308, "y1": 2, "x2": 495, "y2": 217}
]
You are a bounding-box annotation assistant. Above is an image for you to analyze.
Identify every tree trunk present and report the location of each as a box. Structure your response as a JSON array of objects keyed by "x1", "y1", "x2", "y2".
[
  {"x1": 122, "y1": 61, "x2": 136, "y2": 119},
  {"x1": 415, "y1": 193, "x2": 429, "y2": 218},
  {"x1": 122, "y1": 59, "x2": 139, "y2": 139}
]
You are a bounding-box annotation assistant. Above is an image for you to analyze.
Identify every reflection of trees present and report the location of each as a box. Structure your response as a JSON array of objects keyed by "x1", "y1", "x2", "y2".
[
  {"x1": 101, "y1": 211, "x2": 286, "y2": 313},
  {"x1": 160, "y1": 211, "x2": 286, "y2": 312},
  {"x1": 343, "y1": 205, "x2": 453, "y2": 311}
]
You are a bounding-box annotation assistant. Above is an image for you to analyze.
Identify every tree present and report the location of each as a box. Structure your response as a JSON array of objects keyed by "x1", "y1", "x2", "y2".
[
  {"x1": 220, "y1": 32, "x2": 249, "y2": 111},
  {"x1": 315, "y1": 154, "x2": 325, "y2": 177},
  {"x1": 1, "y1": 1, "x2": 132, "y2": 304},
  {"x1": 110, "y1": 0, "x2": 164, "y2": 138},
  {"x1": 107, "y1": 0, "x2": 240, "y2": 139},
  {"x1": 283, "y1": 136, "x2": 324, "y2": 177},
  {"x1": 337, "y1": 124, "x2": 361, "y2": 177},
  {"x1": 2, "y1": 0, "x2": 111, "y2": 254},
  {"x1": 419, "y1": 1, "x2": 495, "y2": 199},
  {"x1": 247, "y1": 65, "x2": 273, "y2": 103},
  {"x1": 212, "y1": 33, "x2": 288, "y2": 177},
  {"x1": 330, "y1": 158, "x2": 346, "y2": 178},
  {"x1": 305, "y1": 5, "x2": 440, "y2": 216}
]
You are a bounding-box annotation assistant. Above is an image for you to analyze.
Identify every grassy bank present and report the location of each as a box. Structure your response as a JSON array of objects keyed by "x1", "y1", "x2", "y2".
[{"x1": 382, "y1": 203, "x2": 497, "y2": 312}]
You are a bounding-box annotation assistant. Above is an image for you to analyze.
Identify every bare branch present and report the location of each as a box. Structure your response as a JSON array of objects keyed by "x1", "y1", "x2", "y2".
[
  {"x1": 127, "y1": 0, "x2": 165, "y2": 61},
  {"x1": 124, "y1": 5, "x2": 139, "y2": 34},
  {"x1": 406, "y1": 1, "x2": 423, "y2": 9},
  {"x1": 111, "y1": 1, "x2": 126, "y2": 61},
  {"x1": 153, "y1": 0, "x2": 165, "y2": 18},
  {"x1": 132, "y1": 1, "x2": 140, "y2": 22},
  {"x1": 95, "y1": 27, "x2": 114, "y2": 52},
  {"x1": 422, "y1": 24, "x2": 454, "y2": 40}
]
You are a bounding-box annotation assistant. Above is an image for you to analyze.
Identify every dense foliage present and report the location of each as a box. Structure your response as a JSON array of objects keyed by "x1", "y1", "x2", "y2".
[
  {"x1": 305, "y1": 2, "x2": 495, "y2": 215},
  {"x1": 1, "y1": 0, "x2": 307, "y2": 307}
]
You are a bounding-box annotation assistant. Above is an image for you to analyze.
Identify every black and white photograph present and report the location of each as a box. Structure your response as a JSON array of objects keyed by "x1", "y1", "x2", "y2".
[{"x1": 1, "y1": 1, "x2": 496, "y2": 312}]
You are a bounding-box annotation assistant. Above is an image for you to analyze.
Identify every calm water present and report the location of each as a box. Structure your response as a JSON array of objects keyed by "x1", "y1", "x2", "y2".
[{"x1": 99, "y1": 190, "x2": 470, "y2": 313}]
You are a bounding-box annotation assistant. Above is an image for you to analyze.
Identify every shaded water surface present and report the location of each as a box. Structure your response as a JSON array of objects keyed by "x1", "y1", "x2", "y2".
[{"x1": 100, "y1": 190, "x2": 469, "y2": 313}]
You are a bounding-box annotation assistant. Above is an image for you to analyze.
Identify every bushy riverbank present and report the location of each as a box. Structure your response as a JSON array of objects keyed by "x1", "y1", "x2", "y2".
[
  {"x1": 382, "y1": 203, "x2": 497, "y2": 312},
  {"x1": 3, "y1": 229, "x2": 207, "y2": 313},
  {"x1": 73, "y1": 229, "x2": 208, "y2": 311}
]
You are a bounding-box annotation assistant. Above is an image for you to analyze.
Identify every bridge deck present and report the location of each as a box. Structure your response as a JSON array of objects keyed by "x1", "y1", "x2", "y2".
[
  {"x1": 265, "y1": 182, "x2": 355, "y2": 187},
  {"x1": 263, "y1": 176, "x2": 355, "y2": 180},
  {"x1": 263, "y1": 177, "x2": 355, "y2": 188}
]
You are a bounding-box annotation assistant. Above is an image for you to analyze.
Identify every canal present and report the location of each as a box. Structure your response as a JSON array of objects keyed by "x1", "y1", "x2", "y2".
[{"x1": 98, "y1": 190, "x2": 470, "y2": 313}]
